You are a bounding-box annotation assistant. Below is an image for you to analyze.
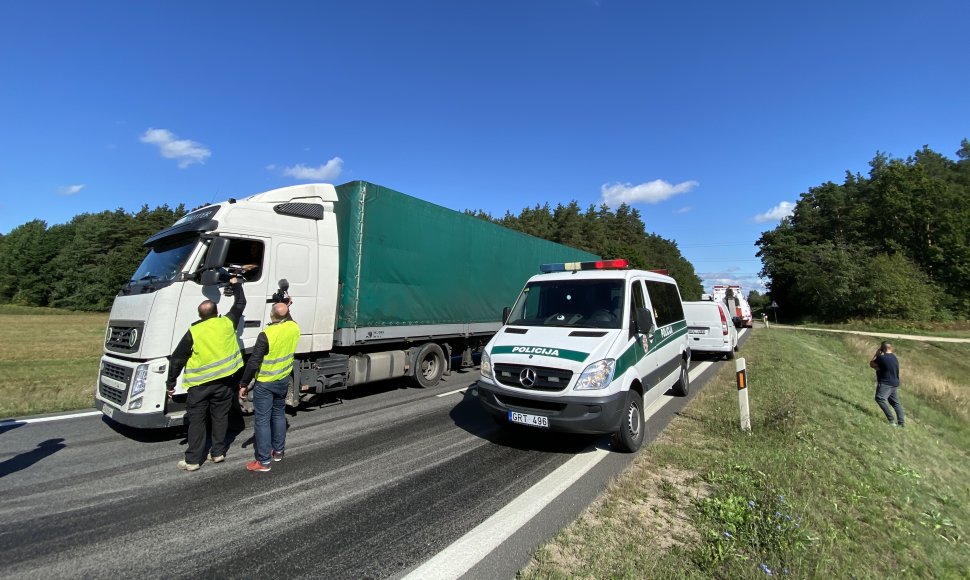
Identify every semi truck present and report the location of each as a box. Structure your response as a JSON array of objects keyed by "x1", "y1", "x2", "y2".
[{"x1": 95, "y1": 180, "x2": 597, "y2": 429}]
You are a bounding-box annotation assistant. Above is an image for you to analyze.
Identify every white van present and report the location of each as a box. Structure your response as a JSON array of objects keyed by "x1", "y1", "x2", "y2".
[
  {"x1": 475, "y1": 259, "x2": 691, "y2": 453},
  {"x1": 684, "y1": 300, "x2": 738, "y2": 359}
]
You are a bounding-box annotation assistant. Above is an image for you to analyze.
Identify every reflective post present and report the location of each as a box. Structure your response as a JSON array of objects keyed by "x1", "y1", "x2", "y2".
[{"x1": 736, "y1": 357, "x2": 751, "y2": 432}]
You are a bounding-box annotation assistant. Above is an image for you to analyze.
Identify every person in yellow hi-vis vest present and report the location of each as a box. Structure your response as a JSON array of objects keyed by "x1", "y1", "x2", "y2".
[
  {"x1": 167, "y1": 277, "x2": 246, "y2": 472},
  {"x1": 238, "y1": 301, "x2": 300, "y2": 472}
]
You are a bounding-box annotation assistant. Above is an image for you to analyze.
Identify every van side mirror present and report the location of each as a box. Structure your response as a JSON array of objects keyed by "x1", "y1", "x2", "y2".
[
  {"x1": 634, "y1": 308, "x2": 655, "y2": 336},
  {"x1": 502, "y1": 307, "x2": 511, "y2": 324},
  {"x1": 202, "y1": 237, "x2": 230, "y2": 271}
]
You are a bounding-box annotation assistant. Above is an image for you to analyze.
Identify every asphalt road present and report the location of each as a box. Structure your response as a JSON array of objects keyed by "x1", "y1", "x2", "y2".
[{"x1": 0, "y1": 334, "x2": 746, "y2": 580}]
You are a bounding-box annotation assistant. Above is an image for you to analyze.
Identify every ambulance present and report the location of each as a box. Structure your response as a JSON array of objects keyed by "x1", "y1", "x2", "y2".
[{"x1": 475, "y1": 259, "x2": 690, "y2": 452}]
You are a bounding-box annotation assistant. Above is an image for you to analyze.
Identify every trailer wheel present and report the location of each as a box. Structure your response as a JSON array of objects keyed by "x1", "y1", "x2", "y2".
[{"x1": 411, "y1": 342, "x2": 445, "y2": 388}]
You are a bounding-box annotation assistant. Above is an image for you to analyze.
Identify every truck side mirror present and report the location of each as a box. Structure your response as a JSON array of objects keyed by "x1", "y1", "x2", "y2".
[
  {"x1": 202, "y1": 237, "x2": 230, "y2": 271},
  {"x1": 502, "y1": 306, "x2": 511, "y2": 324},
  {"x1": 200, "y1": 270, "x2": 221, "y2": 286}
]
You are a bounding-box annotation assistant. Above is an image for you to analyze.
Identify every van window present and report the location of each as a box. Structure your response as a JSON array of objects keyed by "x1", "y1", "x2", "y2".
[
  {"x1": 645, "y1": 280, "x2": 685, "y2": 327},
  {"x1": 629, "y1": 280, "x2": 647, "y2": 328}
]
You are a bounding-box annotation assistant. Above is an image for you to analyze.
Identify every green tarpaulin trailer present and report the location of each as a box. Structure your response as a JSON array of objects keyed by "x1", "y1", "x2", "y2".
[{"x1": 333, "y1": 181, "x2": 599, "y2": 330}]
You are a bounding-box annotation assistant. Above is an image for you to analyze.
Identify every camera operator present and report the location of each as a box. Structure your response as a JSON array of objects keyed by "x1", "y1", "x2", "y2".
[{"x1": 869, "y1": 341, "x2": 904, "y2": 428}]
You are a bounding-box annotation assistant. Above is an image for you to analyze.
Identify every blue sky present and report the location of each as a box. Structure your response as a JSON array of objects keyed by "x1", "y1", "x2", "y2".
[{"x1": 1, "y1": 1, "x2": 968, "y2": 294}]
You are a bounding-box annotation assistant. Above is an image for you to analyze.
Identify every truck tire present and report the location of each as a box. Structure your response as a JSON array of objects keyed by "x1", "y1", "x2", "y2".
[
  {"x1": 671, "y1": 360, "x2": 690, "y2": 397},
  {"x1": 612, "y1": 390, "x2": 644, "y2": 453},
  {"x1": 411, "y1": 342, "x2": 445, "y2": 388}
]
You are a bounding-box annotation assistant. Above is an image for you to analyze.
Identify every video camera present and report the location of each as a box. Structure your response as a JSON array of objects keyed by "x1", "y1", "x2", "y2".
[{"x1": 219, "y1": 266, "x2": 248, "y2": 296}]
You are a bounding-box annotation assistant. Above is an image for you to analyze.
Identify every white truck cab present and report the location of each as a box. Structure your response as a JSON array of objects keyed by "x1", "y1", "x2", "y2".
[{"x1": 475, "y1": 260, "x2": 691, "y2": 452}]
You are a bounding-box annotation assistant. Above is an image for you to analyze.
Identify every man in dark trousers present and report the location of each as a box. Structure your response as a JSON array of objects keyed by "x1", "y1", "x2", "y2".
[
  {"x1": 238, "y1": 301, "x2": 300, "y2": 472},
  {"x1": 167, "y1": 277, "x2": 247, "y2": 471},
  {"x1": 869, "y1": 341, "x2": 905, "y2": 427}
]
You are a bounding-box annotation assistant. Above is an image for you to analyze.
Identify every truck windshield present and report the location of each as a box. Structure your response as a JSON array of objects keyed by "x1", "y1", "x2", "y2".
[
  {"x1": 507, "y1": 279, "x2": 624, "y2": 329},
  {"x1": 129, "y1": 236, "x2": 198, "y2": 286}
]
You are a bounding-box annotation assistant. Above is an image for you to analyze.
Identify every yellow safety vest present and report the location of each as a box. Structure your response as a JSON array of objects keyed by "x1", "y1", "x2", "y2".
[
  {"x1": 257, "y1": 319, "x2": 301, "y2": 383},
  {"x1": 183, "y1": 317, "x2": 243, "y2": 388}
]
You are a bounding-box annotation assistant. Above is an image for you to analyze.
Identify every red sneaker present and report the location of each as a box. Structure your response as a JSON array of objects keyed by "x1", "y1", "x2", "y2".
[{"x1": 246, "y1": 460, "x2": 271, "y2": 472}]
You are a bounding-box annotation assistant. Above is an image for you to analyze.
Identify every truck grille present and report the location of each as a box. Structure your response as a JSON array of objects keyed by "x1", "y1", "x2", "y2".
[
  {"x1": 99, "y1": 362, "x2": 132, "y2": 406},
  {"x1": 105, "y1": 322, "x2": 143, "y2": 354},
  {"x1": 493, "y1": 363, "x2": 573, "y2": 392}
]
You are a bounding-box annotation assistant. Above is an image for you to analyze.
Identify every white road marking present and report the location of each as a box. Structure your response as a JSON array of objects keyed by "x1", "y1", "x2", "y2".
[
  {"x1": 0, "y1": 410, "x2": 102, "y2": 427},
  {"x1": 406, "y1": 361, "x2": 714, "y2": 580},
  {"x1": 436, "y1": 388, "x2": 467, "y2": 398}
]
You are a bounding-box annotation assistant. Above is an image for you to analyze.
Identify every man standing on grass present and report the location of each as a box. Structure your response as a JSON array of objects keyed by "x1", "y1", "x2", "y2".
[
  {"x1": 238, "y1": 301, "x2": 300, "y2": 472},
  {"x1": 869, "y1": 341, "x2": 905, "y2": 427},
  {"x1": 167, "y1": 277, "x2": 246, "y2": 471}
]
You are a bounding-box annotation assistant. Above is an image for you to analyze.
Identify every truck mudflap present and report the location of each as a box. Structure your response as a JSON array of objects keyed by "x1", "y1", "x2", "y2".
[
  {"x1": 474, "y1": 381, "x2": 626, "y2": 435},
  {"x1": 96, "y1": 399, "x2": 184, "y2": 429}
]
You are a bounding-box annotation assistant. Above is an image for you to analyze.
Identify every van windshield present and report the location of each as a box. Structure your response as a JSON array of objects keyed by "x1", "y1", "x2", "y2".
[{"x1": 507, "y1": 279, "x2": 624, "y2": 329}]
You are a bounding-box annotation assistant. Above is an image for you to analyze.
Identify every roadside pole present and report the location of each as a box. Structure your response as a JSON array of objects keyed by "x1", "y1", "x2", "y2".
[{"x1": 736, "y1": 357, "x2": 751, "y2": 432}]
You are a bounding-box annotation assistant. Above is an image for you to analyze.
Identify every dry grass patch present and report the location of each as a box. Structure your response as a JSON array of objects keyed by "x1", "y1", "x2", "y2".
[{"x1": 0, "y1": 310, "x2": 106, "y2": 418}]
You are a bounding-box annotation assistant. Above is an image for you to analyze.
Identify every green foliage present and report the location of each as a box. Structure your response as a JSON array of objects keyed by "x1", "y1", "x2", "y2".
[
  {"x1": 758, "y1": 141, "x2": 970, "y2": 321},
  {"x1": 479, "y1": 201, "x2": 704, "y2": 300},
  {"x1": 0, "y1": 205, "x2": 186, "y2": 311}
]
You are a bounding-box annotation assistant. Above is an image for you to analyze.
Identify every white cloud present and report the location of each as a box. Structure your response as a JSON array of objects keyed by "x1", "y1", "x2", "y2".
[
  {"x1": 753, "y1": 201, "x2": 795, "y2": 223},
  {"x1": 140, "y1": 128, "x2": 211, "y2": 168},
  {"x1": 674, "y1": 206, "x2": 693, "y2": 214},
  {"x1": 600, "y1": 179, "x2": 699, "y2": 207},
  {"x1": 280, "y1": 157, "x2": 344, "y2": 181},
  {"x1": 57, "y1": 184, "x2": 85, "y2": 195}
]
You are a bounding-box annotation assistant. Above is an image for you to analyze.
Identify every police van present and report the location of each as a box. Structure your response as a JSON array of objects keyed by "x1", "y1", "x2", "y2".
[{"x1": 475, "y1": 260, "x2": 690, "y2": 452}]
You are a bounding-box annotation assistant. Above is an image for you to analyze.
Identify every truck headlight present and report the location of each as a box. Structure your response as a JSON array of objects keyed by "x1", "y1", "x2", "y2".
[
  {"x1": 480, "y1": 351, "x2": 494, "y2": 380},
  {"x1": 574, "y1": 359, "x2": 615, "y2": 390},
  {"x1": 131, "y1": 364, "x2": 149, "y2": 396}
]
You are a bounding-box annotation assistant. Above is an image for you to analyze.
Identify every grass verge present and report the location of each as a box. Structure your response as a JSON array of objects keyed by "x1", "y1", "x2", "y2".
[
  {"x1": 794, "y1": 318, "x2": 970, "y2": 339},
  {"x1": 520, "y1": 328, "x2": 970, "y2": 578},
  {"x1": 0, "y1": 306, "x2": 106, "y2": 419}
]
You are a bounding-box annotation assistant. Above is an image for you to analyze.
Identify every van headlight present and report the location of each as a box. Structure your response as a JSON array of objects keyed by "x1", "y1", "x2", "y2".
[
  {"x1": 131, "y1": 364, "x2": 149, "y2": 396},
  {"x1": 480, "y1": 351, "x2": 494, "y2": 380},
  {"x1": 574, "y1": 359, "x2": 615, "y2": 390}
]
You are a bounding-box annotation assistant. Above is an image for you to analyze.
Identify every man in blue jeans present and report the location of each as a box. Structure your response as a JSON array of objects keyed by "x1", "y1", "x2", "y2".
[
  {"x1": 869, "y1": 341, "x2": 905, "y2": 427},
  {"x1": 239, "y1": 302, "x2": 301, "y2": 471}
]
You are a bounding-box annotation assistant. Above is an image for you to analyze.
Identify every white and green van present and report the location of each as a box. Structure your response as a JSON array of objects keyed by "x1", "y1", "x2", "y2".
[{"x1": 476, "y1": 260, "x2": 690, "y2": 452}]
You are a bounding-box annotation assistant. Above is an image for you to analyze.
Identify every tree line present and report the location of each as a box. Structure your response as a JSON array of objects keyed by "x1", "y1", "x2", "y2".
[
  {"x1": 757, "y1": 140, "x2": 970, "y2": 321},
  {"x1": 0, "y1": 205, "x2": 187, "y2": 311},
  {"x1": 0, "y1": 197, "x2": 704, "y2": 312},
  {"x1": 466, "y1": 201, "x2": 704, "y2": 300}
]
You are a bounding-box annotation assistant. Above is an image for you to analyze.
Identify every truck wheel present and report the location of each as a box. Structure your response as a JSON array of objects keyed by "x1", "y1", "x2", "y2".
[
  {"x1": 612, "y1": 390, "x2": 644, "y2": 453},
  {"x1": 672, "y1": 361, "x2": 690, "y2": 397},
  {"x1": 411, "y1": 342, "x2": 445, "y2": 388}
]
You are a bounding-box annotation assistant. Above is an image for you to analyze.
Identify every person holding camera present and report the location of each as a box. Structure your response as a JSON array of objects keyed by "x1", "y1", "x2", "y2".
[
  {"x1": 869, "y1": 341, "x2": 904, "y2": 428},
  {"x1": 167, "y1": 276, "x2": 247, "y2": 471}
]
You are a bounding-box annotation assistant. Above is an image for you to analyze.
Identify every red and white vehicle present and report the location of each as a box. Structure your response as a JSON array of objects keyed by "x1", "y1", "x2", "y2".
[{"x1": 711, "y1": 285, "x2": 753, "y2": 328}]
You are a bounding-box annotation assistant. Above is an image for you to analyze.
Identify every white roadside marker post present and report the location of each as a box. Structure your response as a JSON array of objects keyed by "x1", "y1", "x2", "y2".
[{"x1": 736, "y1": 357, "x2": 751, "y2": 432}]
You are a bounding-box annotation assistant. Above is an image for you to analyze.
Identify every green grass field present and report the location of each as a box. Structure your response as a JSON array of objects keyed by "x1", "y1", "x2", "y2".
[
  {"x1": 0, "y1": 305, "x2": 107, "y2": 418},
  {"x1": 521, "y1": 327, "x2": 970, "y2": 578}
]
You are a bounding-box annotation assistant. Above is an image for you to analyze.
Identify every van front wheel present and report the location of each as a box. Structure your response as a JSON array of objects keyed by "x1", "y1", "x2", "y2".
[{"x1": 613, "y1": 390, "x2": 645, "y2": 453}]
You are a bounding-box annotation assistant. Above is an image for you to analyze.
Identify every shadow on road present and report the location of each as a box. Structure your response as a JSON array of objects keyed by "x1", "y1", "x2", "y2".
[
  {"x1": 0, "y1": 422, "x2": 25, "y2": 436},
  {"x1": 448, "y1": 387, "x2": 596, "y2": 455},
  {"x1": 0, "y1": 437, "x2": 65, "y2": 478}
]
